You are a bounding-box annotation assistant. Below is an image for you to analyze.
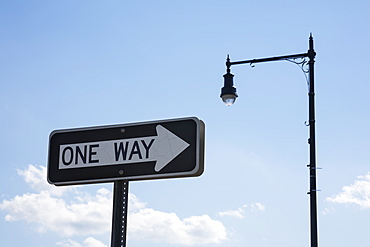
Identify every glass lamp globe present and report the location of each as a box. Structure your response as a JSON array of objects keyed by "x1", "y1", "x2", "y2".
[{"x1": 221, "y1": 94, "x2": 237, "y2": 106}]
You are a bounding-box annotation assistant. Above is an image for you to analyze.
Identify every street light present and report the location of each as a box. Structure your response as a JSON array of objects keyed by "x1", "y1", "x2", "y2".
[
  {"x1": 220, "y1": 34, "x2": 318, "y2": 247},
  {"x1": 220, "y1": 57, "x2": 238, "y2": 106}
]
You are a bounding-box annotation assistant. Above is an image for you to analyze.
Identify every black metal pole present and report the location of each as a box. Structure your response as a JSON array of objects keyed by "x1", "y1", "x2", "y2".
[
  {"x1": 224, "y1": 35, "x2": 318, "y2": 247},
  {"x1": 111, "y1": 180, "x2": 129, "y2": 247},
  {"x1": 307, "y1": 35, "x2": 318, "y2": 247}
]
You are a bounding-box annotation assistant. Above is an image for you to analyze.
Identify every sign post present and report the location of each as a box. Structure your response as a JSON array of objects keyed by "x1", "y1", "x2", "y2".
[
  {"x1": 111, "y1": 180, "x2": 129, "y2": 247},
  {"x1": 47, "y1": 117, "x2": 205, "y2": 246}
]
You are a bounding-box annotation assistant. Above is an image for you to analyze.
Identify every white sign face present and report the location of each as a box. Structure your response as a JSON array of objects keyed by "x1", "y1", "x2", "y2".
[{"x1": 58, "y1": 125, "x2": 190, "y2": 172}]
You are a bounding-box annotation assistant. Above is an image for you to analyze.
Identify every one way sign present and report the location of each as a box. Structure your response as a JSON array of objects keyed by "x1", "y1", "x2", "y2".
[{"x1": 48, "y1": 117, "x2": 204, "y2": 186}]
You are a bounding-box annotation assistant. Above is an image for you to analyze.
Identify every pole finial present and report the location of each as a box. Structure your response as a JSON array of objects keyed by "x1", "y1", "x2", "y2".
[{"x1": 226, "y1": 54, "x2": 231, "y2": 73}]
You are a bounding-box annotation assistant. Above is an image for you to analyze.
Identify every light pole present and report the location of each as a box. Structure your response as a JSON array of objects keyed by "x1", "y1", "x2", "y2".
[{"x1": 220, "y1": 34, "x2": 318, "y2": 247}]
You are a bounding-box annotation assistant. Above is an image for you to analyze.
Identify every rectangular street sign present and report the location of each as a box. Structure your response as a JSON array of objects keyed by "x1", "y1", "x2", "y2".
[{"x1": 47, "y1": 117, "x2": 205, "y2": 186}]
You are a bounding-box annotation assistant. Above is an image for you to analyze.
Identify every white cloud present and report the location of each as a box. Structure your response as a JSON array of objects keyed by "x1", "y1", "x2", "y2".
[
  {"x1": 326, "y1": 172, "x2": 370, "y2": 208},
  {"x1": 322, "y1": 207, "x2": 334, "y2": 215},
  {"x1": 0, "y1": 188, "x2": 112, "y2": 236},
  {"x1": 218, "y1": 202, "x2": 265, "y2": 219},
  {"x1": 82, "y1": 237, "x2": 108, "y2": 247},
  {"x1": 250, "y1": 202, "x2": 265, "y2": 211},
  {"x1": 129, "y1": 208, "x2": 227, "y2": 245},
  {"x1": 218, "y1": 208, "x2": 244, "y2": 219},
  {"x1": 56, "y1": 239, "x2": 82, "y2": 247},
  {"x1": 17, "y1": 164, "x2": 74, "y2": 197},
  {"x1": 56, "y1": 237, "x2": 107, "y2": 247},
  {"x1": 1, "y1": 165, "x2": 228, "y2": 245}
]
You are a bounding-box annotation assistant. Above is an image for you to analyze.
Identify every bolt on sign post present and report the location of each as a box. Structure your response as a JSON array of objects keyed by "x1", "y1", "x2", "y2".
[{"x1": 47, "y1": 117, "x2": 205, "y2": 246}]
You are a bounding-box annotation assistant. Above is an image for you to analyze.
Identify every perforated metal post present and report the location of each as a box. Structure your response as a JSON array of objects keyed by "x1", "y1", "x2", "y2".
[{"x1": 111, "y1": 180, "x2": 129, "y2": 247}]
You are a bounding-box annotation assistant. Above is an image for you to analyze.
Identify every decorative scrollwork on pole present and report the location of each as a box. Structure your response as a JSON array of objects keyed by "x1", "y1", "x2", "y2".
[{"x1": 285, "y1": 57, "x2": 310, "y2": 87}]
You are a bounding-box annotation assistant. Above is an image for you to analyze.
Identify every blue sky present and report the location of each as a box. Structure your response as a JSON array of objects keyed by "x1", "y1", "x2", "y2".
[{"x1": 1, "y1": 1, "x2": 370, "y2": 246}]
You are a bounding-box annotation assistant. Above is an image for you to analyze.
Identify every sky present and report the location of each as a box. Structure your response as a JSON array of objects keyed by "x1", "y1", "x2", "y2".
[{"x1": 1, "y1": 1, "x2": 370, "y2": 247}]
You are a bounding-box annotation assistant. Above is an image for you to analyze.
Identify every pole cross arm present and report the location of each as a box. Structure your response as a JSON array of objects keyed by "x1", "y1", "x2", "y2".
[{"x1": 228, "y1": 52, "x2": 309, "y2": 67}]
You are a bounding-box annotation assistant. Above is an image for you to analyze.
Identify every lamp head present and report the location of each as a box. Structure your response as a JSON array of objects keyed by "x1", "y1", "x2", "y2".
[{"x1": 220, "y1": 71, "x2": 238, "y2": 106}]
